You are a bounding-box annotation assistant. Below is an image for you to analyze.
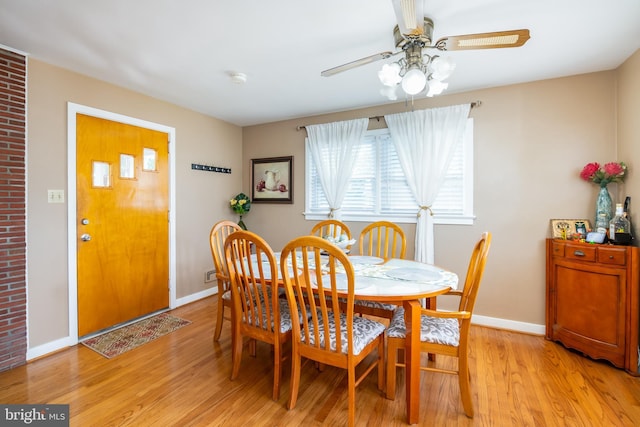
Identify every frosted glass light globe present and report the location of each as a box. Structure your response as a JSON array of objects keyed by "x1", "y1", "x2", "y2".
[
  {"x1": 378, "y1": 63, "x2": 402, "y2": 86},
  {"x1": 380, "y1": 85, "x2": 398, "y2": 100},
  {"x1": 430, "y1": 56, "x2": 456, "y2": 81},
  {"x1": 426, "y1": 79, "x2": 448, "y2": 97},
  {"x1": 401, "y1": 68, "x2": 427, "y2": 95}
]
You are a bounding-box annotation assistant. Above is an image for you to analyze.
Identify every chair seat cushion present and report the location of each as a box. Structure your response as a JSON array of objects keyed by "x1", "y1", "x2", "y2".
[
  {"x1": 353, "y1": 299, "x2": 397, "y2": 312},
  {"x1": 302, "y1": 311, "x2": 385, "y2": 355},
  {"x1": 245, "y1": 298, "x2": 311, "y2": 334},
  {"x1": 387, "y1": 307, "x2": 460, "y2": 346},
  {"x1": 221, "y1": 290, "x2": 231, "y2": 301}
]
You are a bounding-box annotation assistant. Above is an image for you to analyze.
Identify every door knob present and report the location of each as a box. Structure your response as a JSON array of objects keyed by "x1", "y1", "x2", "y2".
[
  {"x1": 81, "y1": 218, "x2": 90, "y2": 225},
  {"x1": 81, "y1": 233, "x2": 92, "y2": 242}
]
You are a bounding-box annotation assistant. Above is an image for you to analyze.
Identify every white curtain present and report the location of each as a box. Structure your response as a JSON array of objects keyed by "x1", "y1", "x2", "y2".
[
  {"x1": 306, "y1": 118, "x2": 369, "y2": 219},
  {"x1": 385, "y1": 104, "x2": 470, "y2": 263}
]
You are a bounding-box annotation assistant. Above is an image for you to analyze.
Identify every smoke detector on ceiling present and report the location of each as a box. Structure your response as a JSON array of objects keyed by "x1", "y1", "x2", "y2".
[{"x1": 230, "y1": 72, "x2": 247, "y2": 84}]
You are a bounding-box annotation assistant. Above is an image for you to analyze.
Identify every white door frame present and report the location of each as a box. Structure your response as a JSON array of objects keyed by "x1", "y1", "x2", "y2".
[{"x1": 66, "y1": 102, "x2": 177, "y2": 343}]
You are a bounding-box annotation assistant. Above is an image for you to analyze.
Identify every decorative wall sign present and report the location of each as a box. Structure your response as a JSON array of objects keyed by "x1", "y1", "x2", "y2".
[{"x1": 550, "y1": 219, "x2": 591, "y2": 239}]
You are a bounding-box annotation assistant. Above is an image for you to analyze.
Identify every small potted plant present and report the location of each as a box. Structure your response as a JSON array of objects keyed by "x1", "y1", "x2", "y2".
[{"x1": 229, "y1": 193, "x2": 251, "y2": 230}]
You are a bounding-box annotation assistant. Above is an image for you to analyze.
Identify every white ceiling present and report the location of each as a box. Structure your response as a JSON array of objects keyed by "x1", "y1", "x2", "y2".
[{"x1": 1, "y1": 0, "x2": 639, "y2": 127}]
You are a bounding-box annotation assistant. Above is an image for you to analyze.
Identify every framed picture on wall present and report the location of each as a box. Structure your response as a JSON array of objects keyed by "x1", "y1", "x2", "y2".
[{"x1": 251, "y1": 156, "x2": 293, "y2": 203}]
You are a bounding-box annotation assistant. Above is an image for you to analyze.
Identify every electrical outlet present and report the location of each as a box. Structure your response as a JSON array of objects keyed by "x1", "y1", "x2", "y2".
[{"x1": 204, "y1": 269, "x2": 216, "y2": 283}]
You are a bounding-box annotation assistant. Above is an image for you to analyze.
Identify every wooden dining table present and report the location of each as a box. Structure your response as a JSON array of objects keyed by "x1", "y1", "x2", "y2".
[
  {"x1": 251, "y1": 252, "x2": 459, "y2": 425},
  {"x1": 343, "y1": 255, "x2": 458, "y2": 425}
]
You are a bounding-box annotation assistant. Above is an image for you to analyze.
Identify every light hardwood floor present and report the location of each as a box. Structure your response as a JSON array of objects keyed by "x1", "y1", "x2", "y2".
[{"x1": 1, "y1": 296, "x2": 639, "y2": 426}]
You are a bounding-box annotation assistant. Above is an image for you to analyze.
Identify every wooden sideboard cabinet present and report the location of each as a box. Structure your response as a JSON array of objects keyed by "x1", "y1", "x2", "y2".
[{"x1": 546, "y1": 238, "x2": 639, "y2": 375}]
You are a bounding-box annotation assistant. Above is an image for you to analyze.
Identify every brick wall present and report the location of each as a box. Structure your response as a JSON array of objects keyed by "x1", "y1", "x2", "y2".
[{"x1": 0, "y1": 48, "x2": 27, "y2": 372}]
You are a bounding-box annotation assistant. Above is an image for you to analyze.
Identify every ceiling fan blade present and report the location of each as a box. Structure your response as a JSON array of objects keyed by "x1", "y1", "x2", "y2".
[
  {"x1": 391, "y1": 0, "x2": 425, "y2": 36},
  {"x1": 321, "y1": 51, "x2": 399, "y2": 77},
  {"x1": 434, "y1": 29, "x2": 530, "y2": 51}
]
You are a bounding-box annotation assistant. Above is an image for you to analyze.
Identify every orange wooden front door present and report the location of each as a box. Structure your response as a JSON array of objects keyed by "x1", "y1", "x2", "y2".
[{"x1": 76, "y1": 114, "x2": 169, "y2": 337}]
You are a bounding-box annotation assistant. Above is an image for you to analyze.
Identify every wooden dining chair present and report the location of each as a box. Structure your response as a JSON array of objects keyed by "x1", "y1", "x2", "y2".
[
  {"x1": 310, "y1": 219, "x2": 353, "y2": 250},
  {"x1": 353, "y1": 220, "x2": 407, "y2": 319},
  {"x1": 209, "y1": 220, "x2": 242, "y2": 342},
  {"x1": 385, "y1": 232, "x2": 492, "y2": 418},
  {"x1": 224, "y1": 230, "x2": 295, "y2": 400},
  {"x1": 280, "y1": 235, "x2": 386, "y2": 427},
  {"x1": 358, "y1": 220, "x2": 406, "y2": 259}
]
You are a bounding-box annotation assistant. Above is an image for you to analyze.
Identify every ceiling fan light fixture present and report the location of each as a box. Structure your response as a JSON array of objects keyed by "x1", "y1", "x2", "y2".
[
  {"x1": 401, "y1": 66, "x2": 427, "y2": 95},
  {"x1": 380, "y1": 85, "x2": 398, "y2": 101},
  {"x1": 378, "y1": 50, "x2": 455, "y2": 99},
  {"x1": 378, "y1": 63, "x2": 402, "y2": 86},
  {"x1": 429, "y1": 56, "x2": 456, "y2": 81},
  {"x1": 322, "y1": 3, "x2": 530, "y2": 101},
  {"x1": 426, "y1": 79, "x2": 448, "y2": 97}
]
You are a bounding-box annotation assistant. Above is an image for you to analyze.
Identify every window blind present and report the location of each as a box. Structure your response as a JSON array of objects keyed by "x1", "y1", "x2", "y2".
[{"x1": 305, "y1": 120, "x2": 473, "y2": 224}]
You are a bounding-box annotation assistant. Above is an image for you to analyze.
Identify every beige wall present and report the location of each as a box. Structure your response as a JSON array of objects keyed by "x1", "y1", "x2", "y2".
[
  {"x1": 243, "y1": 69, "x2": 627, "y2": 327},
  {"x1": 617, "y1": 49, "x2": 640, "y2": 227},
  {"x1": 26, "y1": 48, "x2": 639, "y2": 352},
  {"x1": 27, "y1": 60, "x2": 243, "y2": 347}
]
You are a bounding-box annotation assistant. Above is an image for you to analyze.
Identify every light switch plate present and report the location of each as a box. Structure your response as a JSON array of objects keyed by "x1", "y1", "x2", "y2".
[{"x1": 47, "y1": 189, "x2": 65, "y2": 203}]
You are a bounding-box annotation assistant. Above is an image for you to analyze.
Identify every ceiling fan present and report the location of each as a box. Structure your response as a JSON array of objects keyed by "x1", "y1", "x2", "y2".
[{"x1": 321, "y1": 0, "x2": 530, "y2": 98}]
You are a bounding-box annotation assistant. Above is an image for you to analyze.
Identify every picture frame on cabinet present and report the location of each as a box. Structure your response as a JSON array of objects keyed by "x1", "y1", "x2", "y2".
[
  {"x1": 251, "y1": 156, "x2": 293, "y2": 203},
  {"x1": 550, "y1": 219, "x2": 591, "y2": 239}
]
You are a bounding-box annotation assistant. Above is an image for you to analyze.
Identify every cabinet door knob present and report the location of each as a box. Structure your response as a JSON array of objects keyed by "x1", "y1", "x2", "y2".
[{"x1": 574, "y1": 250, "x2": 585, "y2": 257}]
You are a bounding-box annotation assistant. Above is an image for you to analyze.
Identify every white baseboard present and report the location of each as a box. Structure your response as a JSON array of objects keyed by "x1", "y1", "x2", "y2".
[
  {"x1": 472, "y1": 313, "x2": 545, "y2": 335},
  {"x1": 27, "y1": 336, "x2": 76, "y2": 361},
  {"x1": 175, "y1": 286, "x2": 217, "y2": 307}
]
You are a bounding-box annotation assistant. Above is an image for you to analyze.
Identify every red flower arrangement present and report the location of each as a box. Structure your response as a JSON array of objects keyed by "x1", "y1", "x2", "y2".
[{"x1": 580, "y1": 162, "x2": 627, "y2": 187}]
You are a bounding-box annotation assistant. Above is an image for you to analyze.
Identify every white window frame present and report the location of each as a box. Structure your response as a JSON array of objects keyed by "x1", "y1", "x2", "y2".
[{"x1": 304, "y1": 119, "x2": 475, "y2": 225}]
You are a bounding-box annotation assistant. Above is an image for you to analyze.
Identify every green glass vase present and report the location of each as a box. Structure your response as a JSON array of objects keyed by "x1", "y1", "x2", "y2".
[
  {"x1": 594, "y1": 184, "x2": 612, "y2": 232},
  {"x1": 238, "y1": 215, "x2": 247, "y2": 230}
]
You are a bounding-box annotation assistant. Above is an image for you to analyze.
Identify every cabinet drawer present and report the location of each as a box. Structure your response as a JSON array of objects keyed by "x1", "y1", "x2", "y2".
[
  {"x1": 598, "y1": 246, "x2": 626, "y2": 265},
  {"x1": 564, "y1": 244, "x2": 596, "y2": 261},
  {"x1": 551, "y1": 241, "x2": 565, "y2": 257}
]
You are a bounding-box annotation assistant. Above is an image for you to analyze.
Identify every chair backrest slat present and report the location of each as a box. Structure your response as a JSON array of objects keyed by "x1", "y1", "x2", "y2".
[
  {"x1": 310, "y1": 219, "x2": 352, "y2": 241},
  {"x1": 225, "y1": 230, "x2": 280, "y2": 332},
  {"x1": 359, "y1": 220, "x2": 406, "y2": 259},
  {"x1": 281, "y1": 235, "x2": 356, "y2": 355},
  {"x1": 458, "y1": 232, "x2": 492, "y2": 315},
  {"x1": 210, "y1": 220, "x2": 242, "y2": 279}
]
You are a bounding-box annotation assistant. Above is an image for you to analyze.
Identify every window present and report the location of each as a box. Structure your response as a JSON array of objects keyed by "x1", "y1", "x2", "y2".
[
  {"x1": 304, "y1": 119, "x2": 474, "y2": 225},
  {"x1": 92, "y1": 161, "x2": 111, "y2": 188},
  {"x1": 120, "y1": 153, "x2": 135, "y2": 179}
]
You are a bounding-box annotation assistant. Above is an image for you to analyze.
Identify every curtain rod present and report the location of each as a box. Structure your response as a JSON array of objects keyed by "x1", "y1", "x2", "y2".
[{"x1": 295, "y1": 100, "x2": 481, "y2": 131}]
